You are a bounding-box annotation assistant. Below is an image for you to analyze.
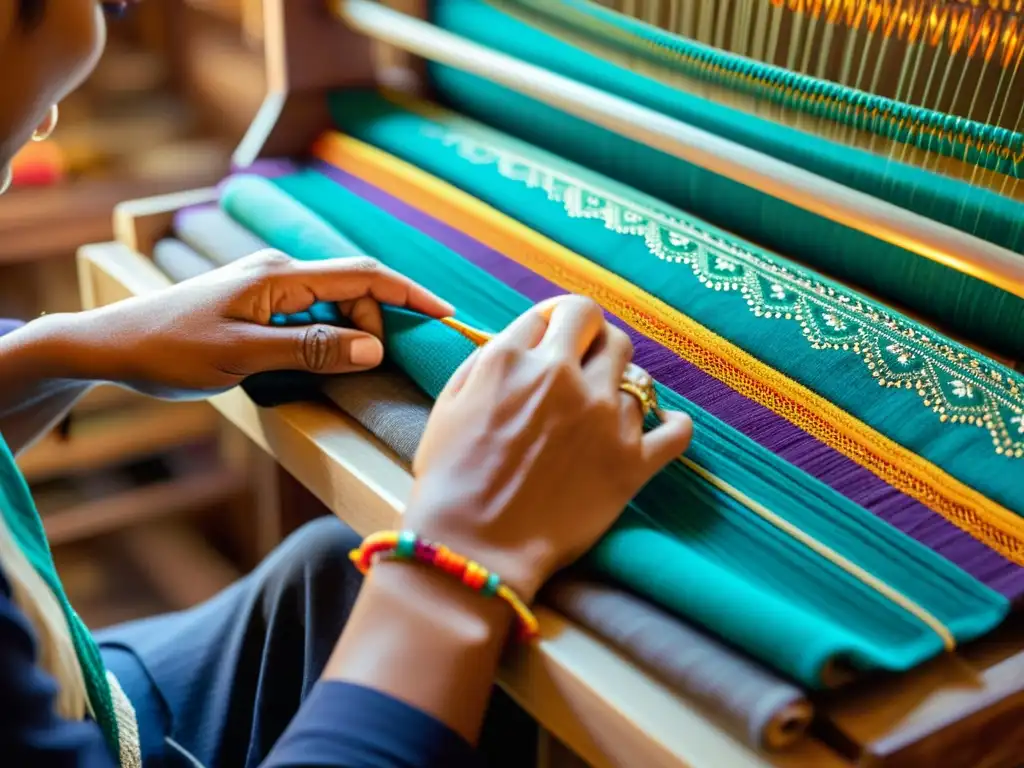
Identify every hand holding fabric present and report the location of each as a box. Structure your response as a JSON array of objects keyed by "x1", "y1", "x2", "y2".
[
  {"x1": 408, "y1": 296, "x2": 694, "y2": 602},
  {"x1": 61, "y1": 250, "x2": 454, "y2": 398}
]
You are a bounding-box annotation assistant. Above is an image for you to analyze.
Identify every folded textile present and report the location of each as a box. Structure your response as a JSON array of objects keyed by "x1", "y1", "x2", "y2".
[
  {"x1": 152, "y1": 239, "x2": 216, "y2": 283},
  {"x1": 542, "y1": 579, "x2": 813, "y2": 751},
  {"x1": 174, "y1": 205, "x2": 271, "y2": 266},
  {"x1": 220, "y1": 171, "x2": 1010, "y2": 687}
]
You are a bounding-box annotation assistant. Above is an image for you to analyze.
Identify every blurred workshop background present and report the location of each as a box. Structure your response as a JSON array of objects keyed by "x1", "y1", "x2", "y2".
[{"x1": 1, "y1": 0, "x2": 325, "y2": 629}]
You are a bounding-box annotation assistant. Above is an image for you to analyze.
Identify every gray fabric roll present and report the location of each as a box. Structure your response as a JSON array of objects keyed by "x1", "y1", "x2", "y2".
[
  {"x1": 174, "y1": 206, "x2": 269, "y2": 265},
  {"x1": 321, "y1": 371, "x2": 432, "y2": 463},
  {"x1": 153, "y1": 238, "x2": 217, "y2": 282},
  {"x1": 543, "y1": 579, "x2": 813, "y2": 751}
]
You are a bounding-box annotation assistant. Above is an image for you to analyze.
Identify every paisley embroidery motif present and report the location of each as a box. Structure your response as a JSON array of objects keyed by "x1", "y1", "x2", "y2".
[{"x1": 426, "y1": 125, "x2": 1024, "y2": 459}]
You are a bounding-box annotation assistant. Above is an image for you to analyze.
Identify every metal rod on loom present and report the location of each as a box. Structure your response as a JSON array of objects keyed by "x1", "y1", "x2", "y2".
[{"x1": 335, "y1": 0, "x2": 1024, "y2": 302}]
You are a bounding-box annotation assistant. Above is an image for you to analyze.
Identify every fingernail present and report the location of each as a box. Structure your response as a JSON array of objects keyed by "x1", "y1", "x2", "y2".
[{"x1": 350, "y1": 336, "x2": 384, "y2": 366}]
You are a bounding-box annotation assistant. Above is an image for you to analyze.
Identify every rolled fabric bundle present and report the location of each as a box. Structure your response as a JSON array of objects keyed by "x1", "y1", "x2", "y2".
[
  {"x1": 320, "y1": 370, "x2": 432, "y2": 463},
  {"x1": 173, "y1": 205, "x2": 269, "y2": 266},
  {"x1": 543, "y1": 579, "x2": 814, "y2": 751},
  {"x1": 152, "y1": 238, "x2": 216, "y2": 283}
]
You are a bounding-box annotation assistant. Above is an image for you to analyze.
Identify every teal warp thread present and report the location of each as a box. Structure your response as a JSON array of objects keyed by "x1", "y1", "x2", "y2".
[
  {"x1": 220, "y1": 171, "x2": 1009, "y2": 687},
  {"x1": 322, "y1": 89, "x2": 1024, "y2": 523},
  {"x1": 425, "y1": 0, "x2": 1024, "y2": 359},
  {"x1": 507, "y1": 0, "x2": 1024, "y2": 178},
  {"x1": 0, "y1": 437, "x2": 119, "y2": 755}
]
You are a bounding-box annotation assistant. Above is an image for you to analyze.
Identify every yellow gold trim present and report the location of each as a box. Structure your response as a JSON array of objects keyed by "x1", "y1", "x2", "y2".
[{"x1": 313, "y1": 131, "x2": 1024, "y2": 565}]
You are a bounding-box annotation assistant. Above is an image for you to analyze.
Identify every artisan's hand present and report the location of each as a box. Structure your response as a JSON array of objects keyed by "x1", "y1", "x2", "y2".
[
  {"x1": 409, "y1": 295, "x2": 694, "y2": 602},
  {"x1": 59, "y1": 250, "x2": 454, "y2": 398}
]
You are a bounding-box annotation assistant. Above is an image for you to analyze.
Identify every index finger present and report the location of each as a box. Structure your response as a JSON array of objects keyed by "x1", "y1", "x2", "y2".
[{"x1": 289, "y1": 257, "x2": 455, "y2": 319}]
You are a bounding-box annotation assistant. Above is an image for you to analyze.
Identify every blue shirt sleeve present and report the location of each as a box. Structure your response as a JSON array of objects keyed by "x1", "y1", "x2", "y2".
[
  {"x1": 264, "y1": 682, "x2": 482, "y2": 768},
  {"x1": 0, "y1": 570, "x2": 117, "y2": 767}
]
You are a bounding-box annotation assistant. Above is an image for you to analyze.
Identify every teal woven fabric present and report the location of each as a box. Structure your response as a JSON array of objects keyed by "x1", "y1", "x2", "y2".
[
  {"x1": 0, "y1": 435, "x2": 119, "y2": 754},
  {"x1": 424, "y1": 0, "x2": 1024, "y2": 359},
  {"x1": 323, "y1": 90, "x2": 1024, "y2": 523},
  {"x1": 221, "y1": 172, "x2": 1009, "y2": 687}
]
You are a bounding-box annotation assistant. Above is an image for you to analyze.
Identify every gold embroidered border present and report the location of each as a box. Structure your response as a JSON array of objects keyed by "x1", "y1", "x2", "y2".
[
  {"x1": 374, "y1": 92, "x2": 1024, "y2": 461},
  {"x1": 415, "y1": 117, "x2": 1024, "y2": 460},
  {"x1": 313, "y1": 132, "x2": 1024, "y2": 565}
]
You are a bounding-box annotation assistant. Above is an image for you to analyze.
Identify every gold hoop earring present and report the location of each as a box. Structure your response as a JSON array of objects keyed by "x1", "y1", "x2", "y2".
[{"x1": 32, "y1": 105, "x2": 59, "y2": 143}]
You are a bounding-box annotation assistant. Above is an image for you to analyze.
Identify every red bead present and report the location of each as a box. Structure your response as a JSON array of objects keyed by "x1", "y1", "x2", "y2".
[{"x1": 414, "y1": 540, "x2": 438, "y2": 563}]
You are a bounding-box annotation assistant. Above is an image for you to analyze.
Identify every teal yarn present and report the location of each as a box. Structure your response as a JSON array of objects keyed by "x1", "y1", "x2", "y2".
[
  {"x1": 426, "y1": 0, "x2": 1024, "y2": 358},
  {"x1": 481, "y1": 571, "x2": 502, "y2": 597},
  {"x1": 0, "y1": 435, "x2": 120, "y2": 756},
  {"x1": 220, "y1": 168, "x2": 1010, "y2": 687},
  {"x1": 395, "y1": 530, "x2": 418, "y2": 559}
]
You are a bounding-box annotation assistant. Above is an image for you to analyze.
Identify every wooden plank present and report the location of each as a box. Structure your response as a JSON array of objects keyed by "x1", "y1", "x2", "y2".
[
  {"x1": 44, "y1": 466, "x2": 246, "y2": 546},
  {"x1": 234, "y1": 0, "x2": 376, "y2": 165},
  {"x1": 0, "y1": 176, "x2": 220, "y2": 264},
  {"x1": 17, "y1": 401, "x2": 219, "y2": 483},
  {"x1": 113, "y1": 187, "x2": 218, "y2": 255},
  {"x1": 120, "y1": 521, "x2": 241, "y2": 609},
  {"x1": 822, "y1": 620, "x2": 1024, "y2": 768}
]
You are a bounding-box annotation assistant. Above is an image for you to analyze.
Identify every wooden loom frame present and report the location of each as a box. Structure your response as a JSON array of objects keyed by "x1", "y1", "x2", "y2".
[{"x1": 76, "y1": 2, "x2": 1024, "y2": 766}]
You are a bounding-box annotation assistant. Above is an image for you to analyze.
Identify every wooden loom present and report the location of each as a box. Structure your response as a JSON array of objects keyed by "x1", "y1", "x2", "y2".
[{"x1": 76, "y1": 1, "x2": 1024, "y2": 766}]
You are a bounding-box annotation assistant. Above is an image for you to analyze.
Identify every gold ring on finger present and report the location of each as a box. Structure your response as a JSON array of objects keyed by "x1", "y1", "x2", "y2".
[{"x1": 619, "y1": 363, "x2": 657, "y2": 418}]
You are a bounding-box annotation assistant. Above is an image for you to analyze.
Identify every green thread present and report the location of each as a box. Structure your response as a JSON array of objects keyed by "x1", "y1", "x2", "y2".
[
  {"x1": 503, "y1": 0, "x2": 1024, "y2": 179},
  {"x1": 0, "y1": 436, "x2": 120, "y2": 758}
]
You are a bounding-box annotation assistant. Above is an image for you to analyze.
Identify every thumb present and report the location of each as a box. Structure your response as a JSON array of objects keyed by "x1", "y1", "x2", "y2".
[{"x1": 244, "y1": 324, "x2": 385, "y2": 374}]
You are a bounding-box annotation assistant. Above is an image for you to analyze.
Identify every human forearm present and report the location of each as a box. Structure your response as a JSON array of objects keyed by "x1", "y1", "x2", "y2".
[
  {"x1": 0, "y1": 313, "x2": 103, "y2": 455},
  {"x1": 323, "y1": 560, "x2": 513, "y2": 744}
]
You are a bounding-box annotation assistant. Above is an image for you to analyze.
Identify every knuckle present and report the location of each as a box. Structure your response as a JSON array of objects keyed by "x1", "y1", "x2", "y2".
[
  {"x1": 344, "y1": 256, "x2": 381, "y2": 274},
  {"x1": 542, "y1": 358, "x2": 583, "y2": 398},
  {"x1": 592, "y1": 393, "x2": 620, "y2": 419},
  {"x1": 249, "y1": 249, "x2": 292, "y2": 272},
  {"x1": 565, "y1": 294, "x2": 602, "y2": 320},
  {"x1": 296, "y1": 326, "x2": 338, "y2": 372},
  {"x1": 608, "y1": 324, "x2": 633, "y2": 354},
  {"x1": 482, "y1": 344, "x2": 522, "y2": 370}
]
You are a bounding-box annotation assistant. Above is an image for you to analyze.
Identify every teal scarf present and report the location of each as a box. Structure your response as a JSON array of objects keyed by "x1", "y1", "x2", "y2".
[{"x1": 0, "y1": 433, "x2": 119, "y2": 754}]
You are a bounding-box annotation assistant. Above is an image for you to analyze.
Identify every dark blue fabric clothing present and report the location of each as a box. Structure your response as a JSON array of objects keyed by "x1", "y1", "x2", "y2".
[
  {"x1": 1, "y1": 517, "x2": 532, "y2": 767},
  {"x1": 0, "y1": 568, "x2": 115, "y2": 766}
]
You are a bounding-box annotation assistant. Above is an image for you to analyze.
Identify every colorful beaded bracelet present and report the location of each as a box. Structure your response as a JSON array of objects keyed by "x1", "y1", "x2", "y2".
[{"x1": 349, "y1": 530, "x2": 540, "y2": 641}]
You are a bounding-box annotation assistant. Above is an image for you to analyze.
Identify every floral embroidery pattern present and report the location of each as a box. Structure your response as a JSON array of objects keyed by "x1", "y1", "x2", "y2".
[{"x1": 427, "y1": 125, "x2": 1024, "y2": 459}]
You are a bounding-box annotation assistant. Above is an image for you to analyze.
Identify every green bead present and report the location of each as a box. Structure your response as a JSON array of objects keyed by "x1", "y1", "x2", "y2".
[
  {"x1": 481, "y1": 571, "x2": 501, "y2": 598},
  {"x1": 396, "y1": 530, "x2": 417, "y2": 559}
]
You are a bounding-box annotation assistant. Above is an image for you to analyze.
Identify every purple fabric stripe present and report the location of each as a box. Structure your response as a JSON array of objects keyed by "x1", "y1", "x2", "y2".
[
  {"x1": 230, "y1": 158, "x2": 301, "y2": 177},
  {"x1": 172, "y1": 202, "x2": 216, "y2": 231},
  {"x1": 0, "y1": 319, "x2": 24, "y2": 338},
  {"x1": 308, "y1": 160, "x2": 1024, "y2": 600}
]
